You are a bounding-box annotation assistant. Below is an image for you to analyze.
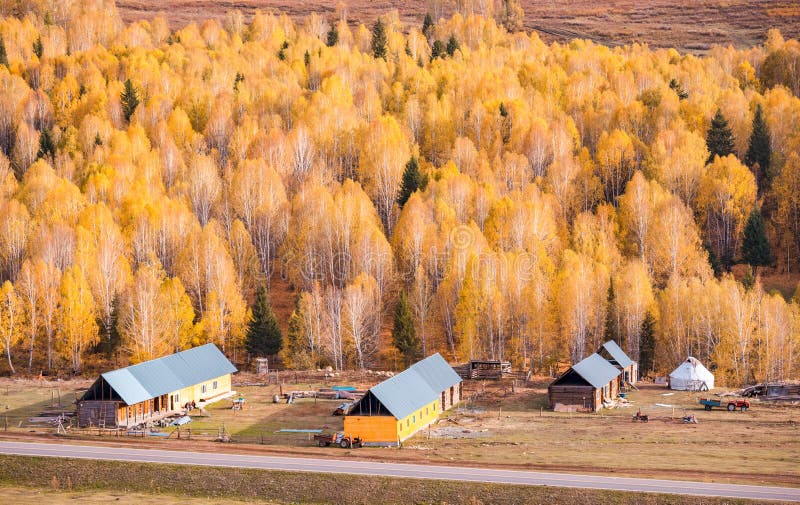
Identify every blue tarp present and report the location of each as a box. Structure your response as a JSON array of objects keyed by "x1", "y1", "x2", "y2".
[{"x1": 332, "y1": 386, "x2": 356, "y2": 391}]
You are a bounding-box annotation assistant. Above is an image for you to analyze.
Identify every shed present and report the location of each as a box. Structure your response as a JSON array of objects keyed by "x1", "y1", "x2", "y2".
[
  {"x1": 344, "y1": 353, "x2": 461, "y2": 445},
  {"x1": 598, "y1": 340, "x2": 638, "y2": 387},
  {"x1": 548, "y1": 353, "x2": 621, "y2": 412},
  {"x1": 77, "y1": 343, "x2": 237, "y2": 428}
]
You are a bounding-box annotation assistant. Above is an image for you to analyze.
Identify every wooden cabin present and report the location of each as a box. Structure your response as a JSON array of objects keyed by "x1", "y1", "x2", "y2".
[
  {"x1": 344, "y1": 353, "x2": 461, "y2": 446},
  {"x1": 598, "y1": 340, "x2": 638, "y2": 389},
  {"x1": 548, "y1": 353, "x2": 621, "y2": 412},
  {"x1": 77, "y1": 344, "x2": 237, "y2": 428}
]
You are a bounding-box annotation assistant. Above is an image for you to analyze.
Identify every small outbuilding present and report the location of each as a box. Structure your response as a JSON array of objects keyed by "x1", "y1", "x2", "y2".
[
  {"x1": 344, "y1": 353, "x2": 461, "y2": 446},
  {"x1": 77, "y1": 343, "x2": 237, "y2": 428},
  {"x1": 597, "y1": 340, "x2": 638, "y2": 388},
  {"x1": 669, "y1": 357, "x2": 714, "y2": 391},
  {"x1": 548, "y1": 353, "x2": 621, "y2": 412}
]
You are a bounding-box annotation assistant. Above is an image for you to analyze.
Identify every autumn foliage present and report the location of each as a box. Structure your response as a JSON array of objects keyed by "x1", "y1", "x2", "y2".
[{"x1": 0, "y1": 1, "x2": 798, "y2": 386}]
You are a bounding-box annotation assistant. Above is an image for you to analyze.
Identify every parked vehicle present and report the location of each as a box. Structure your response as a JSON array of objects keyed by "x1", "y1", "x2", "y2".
[
  {"x1": 313, "y1": 431, "x2": 363, "y2": 448},
  {"x1": 699, "y1": 397, "x2": 750, "y2": 411}
]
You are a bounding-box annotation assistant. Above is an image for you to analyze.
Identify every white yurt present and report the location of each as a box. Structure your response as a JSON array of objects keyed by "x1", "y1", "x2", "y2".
[{"x1": 669, "y1": 357, "x2": 715, "y2": 390}]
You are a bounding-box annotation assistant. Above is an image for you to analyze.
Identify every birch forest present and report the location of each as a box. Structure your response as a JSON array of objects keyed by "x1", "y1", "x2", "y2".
[{"x1": 0, "y1": 0, "x2": 799, "y2": 386}]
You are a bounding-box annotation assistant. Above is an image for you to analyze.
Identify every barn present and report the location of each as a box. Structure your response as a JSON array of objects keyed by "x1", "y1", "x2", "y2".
[
  {"x1": 598, "y1": 340, "x2": 638, "y2": 388},
  {"x1": 344, "y1": 353, "x2": 461, "y2": 446},
  {"x1": 77, "y1": 343, "x2": 237, "y2": 428},
  {"x1": 548, "y1": 353, "x2": 621, "y2": 412}
]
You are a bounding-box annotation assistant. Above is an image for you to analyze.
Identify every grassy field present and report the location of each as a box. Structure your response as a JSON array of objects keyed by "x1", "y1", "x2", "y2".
[
  {"x1": 0, "y1": 455, "x2": 772, "y2": 505},
  {"x1": 1, "y1": 375, "x2": 798, "y2": 486},
  {"x1": 114, "y1": 0, "x2": 800, "y2": 54},
  {"x1": 0, "y1": 485, "x2": 280, "y2": 505}
]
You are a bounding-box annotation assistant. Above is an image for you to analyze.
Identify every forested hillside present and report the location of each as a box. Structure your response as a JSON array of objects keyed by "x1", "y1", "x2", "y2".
[{"x1": 0, "y1": 0, "x2": 799, "y2": 385}]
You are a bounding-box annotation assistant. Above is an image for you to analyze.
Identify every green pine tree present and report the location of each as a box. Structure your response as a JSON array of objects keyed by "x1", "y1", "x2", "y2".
[
  {"x1": 706, "y1": 109, "x2": 735, "y2": 163},
  {"x1": 371, "y1": 19, "x2": 388, "y2": 60},
  {"x1": 741, "y1": 206, "x2": 773, "y2": 276},
  {"x1": 446, "y1": 35, "x2": 460, "y2": 57},
  {"x1": 668, "y1": 78, "x2": 688, "y2": 100},
  {"x1": 246, "y1": 286, "x2": 283, "y2": 357},
  {"x1": 430, "y1": 40, "x2": 445, "y2": 60},
  {"x1": 397, "y1": 156, "x2": 424, "y2": 208},
  {"x1": 32, "y1": 36, "x2": 43, "y2": 59},
  {"x1": 0, "y1": 36, "x2": 8, "y2": 67},
  {"x1": 392, "y1": 291, "x2": 420, "y2": 367},
  {"x1": 37, "y1": 128, "x2": 55, "y2": 160},
  {"x1": 233, "y1": 72, "x2": 244, "y2": 93},
  {"x1": 326, "y1": 24, "x2": 339, "y2": 47},
  {"x1": 745, "y1": 104, "x2": 772, "y2": 189},
  {"x1": 741, "y1": 265, "x2": 755, "y2": 291},
  {"x1": 639, "y1": 311, "x2": 656, "y2": 378},
  {"x1": 285, "y1": 301, "x2": 314, "y2": 369},
  {"x1": 603, "y1": 278, "x2": 620, "y2": 345},
  {"x1": 422, "y1": 13, "x2": 434, "y2": 38},
  {"x1": 120, "y1": 79, "x2": 140, "y2": 123}
]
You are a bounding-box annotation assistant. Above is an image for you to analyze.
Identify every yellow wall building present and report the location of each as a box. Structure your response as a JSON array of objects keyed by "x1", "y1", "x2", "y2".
[
  {"x1": 344, "y1": 353, "x2": 462, "y2": 446},
  {"x1": 77, "y1": 343, "x2": 237, "y2": 428}
]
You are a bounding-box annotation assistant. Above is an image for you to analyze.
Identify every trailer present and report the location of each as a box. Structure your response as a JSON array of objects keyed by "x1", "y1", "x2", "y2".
[{"x1": 699, "y1": 397, "x2": 750, "y2": 411}]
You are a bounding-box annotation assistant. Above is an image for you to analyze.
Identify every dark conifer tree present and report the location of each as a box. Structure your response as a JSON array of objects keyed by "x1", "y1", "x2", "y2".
[
  {"x1": 422, "y1": 13, "x2": 434, "y2": 39},
  {"x1": 33, "y1": 36, "x2": 43, "y2": 59},
  {"x1": 397, "y1": 156, "x2": 423, "y2": 208},
  {"x1": 120, "y1": 79, "x2": 140, "y2": 123},
  {"x1": 639, "y1": 312, "x2": 656, "y2": 377},
  {"x1": 446, "y1": 35, "x2": 460, "y2": 57},
  {"x1": 326, "y1": 24, "x2": 339, "y2": 47},
  {"x1": 0, "y1": 36, "x2": 8, "y2": 67},
  {"x1": 371, "y1": 20, "x2": 387, "y2": 60},
  {"x1": 741, "y1": 206, "x2": 773, "y2": 276},
  {"x1": 430, "y1": 40, "x2": 445, "y2": 60},
  {"x1": 745, "y1": 104, "x2": 772, "y2": 189},
  {"x1": 706, "y1": 109, "x2": 735, "y2": 163},
  {"x1": 246, "y1": 286, "x2": 283, "y2": 357},
  {"x1": 392, "y1": 291, "x2": 420, "y2": 367}
]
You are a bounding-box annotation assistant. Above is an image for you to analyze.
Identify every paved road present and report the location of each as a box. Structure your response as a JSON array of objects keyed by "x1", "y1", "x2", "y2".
[{"x1": 0, "y1": 440, "x2": 798, "y2": 501}]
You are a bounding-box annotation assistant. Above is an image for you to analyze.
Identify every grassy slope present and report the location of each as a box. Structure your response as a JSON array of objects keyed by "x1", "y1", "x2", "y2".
[
  {"x1": 0, "y1": 455, "x2": 770, "y2": 505},
  {"x1": 115, "y1": 0, "x2": 800, "y2": 54}
]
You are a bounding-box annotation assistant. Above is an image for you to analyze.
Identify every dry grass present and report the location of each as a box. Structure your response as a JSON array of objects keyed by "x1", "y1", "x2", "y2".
[
  {"x1": 115, "y1": 0, "x2": 800, "y2": 54},
  {"x1": 1, "y1": 376, "x2": 798, "y2": 486},
  {"x1": 0, "y1": 455, "x2": 770, "y2": 505},
  {"x1": 0, "y1": 485, "x2": 279, "y2": 505}
]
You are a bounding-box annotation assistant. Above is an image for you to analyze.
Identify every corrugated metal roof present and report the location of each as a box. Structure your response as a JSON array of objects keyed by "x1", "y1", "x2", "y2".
[
  {"x1": 600, "y1": 340, "x2": 634, "y2": 368},
  {"x1": 99, "y1": 344, "x2": 237, "y2": 405},
  {"x1": 410, "y1": 353, "x2": 462, "y2": 392},
  {"x1": 365, "y1": 353, "x2": 461, "y2": 420},
  {"x1": 369, "y1": 367, "x2": 438, "y2": 420},
  {"x1": 572, "y1": 353, "x2": 621, "y2": 389}
]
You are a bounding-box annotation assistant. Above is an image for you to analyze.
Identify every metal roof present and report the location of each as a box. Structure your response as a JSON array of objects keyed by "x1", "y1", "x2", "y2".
[
  {"x1": 98, "y1": 344, "x2": 237, "y2": 405},
  {"x1": 369, "y1": 367, "x2": 438, "y2": 420},
  {"x1": 410, "y1": 353, "x2": 462, "y2": 392},
  {"x1": 366, "y1": 353, "x2": 461, "y2": 420},
  {"x1": 571, "y1": 353, "x2": 621, "y2": 389},
  {"x1": 600, "y1": 340, "x2": 634, "y2": 368}
]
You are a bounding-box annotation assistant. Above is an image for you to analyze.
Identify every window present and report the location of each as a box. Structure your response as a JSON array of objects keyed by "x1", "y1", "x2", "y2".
[
  {"x1": 406, "y1": 419, "x2": 409, "y2": 428},
  {"x1": 201, "y1": 384, "x2": 207, "y2": 393},
  {"x1": 213, "y1": 380, "x2": 218, "y2": 390},
  {"x1": 413, "y1": 415, "x2": 416, "y2": 424}
]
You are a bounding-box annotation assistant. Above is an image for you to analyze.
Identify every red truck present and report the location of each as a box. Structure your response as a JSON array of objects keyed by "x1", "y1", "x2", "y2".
[{"x1": 699, "y1": 398, "x2": 750, "y2": 411}]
